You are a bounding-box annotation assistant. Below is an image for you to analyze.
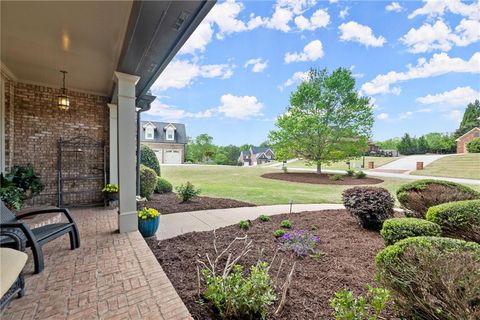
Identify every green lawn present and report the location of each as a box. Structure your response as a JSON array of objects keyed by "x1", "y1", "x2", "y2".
[
  {"x1": 161, "y1": 165, "x2": 480, "y2": 205},
  {"x1": 411, "y1": 154, "x2": 480, "y2": 180},
  {"x1": 288, "y1": 156, "x2": 401, "y2": 171}
]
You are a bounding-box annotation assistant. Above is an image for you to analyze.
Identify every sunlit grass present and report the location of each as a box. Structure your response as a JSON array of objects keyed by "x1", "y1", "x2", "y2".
[{"x1": 411, "y1": 154, "x2": 480, "y2": 180}]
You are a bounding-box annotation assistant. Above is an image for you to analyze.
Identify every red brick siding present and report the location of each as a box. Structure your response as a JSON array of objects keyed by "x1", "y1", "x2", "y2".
[
  {"x1": 457, "y1": 128, "x2": 480, "y2": 153},
  {"x1": 4, "y1": 81, "x2": 109, "y2": 205}
]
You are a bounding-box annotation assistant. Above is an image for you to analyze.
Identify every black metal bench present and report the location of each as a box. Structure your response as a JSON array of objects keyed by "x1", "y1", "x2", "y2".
[{"x1": 0, "y1": 200, "x2": 80, "y2": 274}]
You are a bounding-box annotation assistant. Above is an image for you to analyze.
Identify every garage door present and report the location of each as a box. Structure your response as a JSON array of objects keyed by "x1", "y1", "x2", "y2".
[{"x1": 165, "y1": 150, "x2": 181, "y2": 164}]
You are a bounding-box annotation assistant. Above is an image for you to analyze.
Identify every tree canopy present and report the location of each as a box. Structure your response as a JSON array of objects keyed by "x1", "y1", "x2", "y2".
[
  {"x1": 269, "y1": 68, "x2": 374, "y2": 173},
  {"x1": 455, "y1": 100, "x2": 480, "y2": 138}
]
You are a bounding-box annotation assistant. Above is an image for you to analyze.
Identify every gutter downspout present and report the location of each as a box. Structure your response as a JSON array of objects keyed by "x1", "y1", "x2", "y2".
[{"x1": 136, "y1": 94, "x2": 156, "y2": 195}]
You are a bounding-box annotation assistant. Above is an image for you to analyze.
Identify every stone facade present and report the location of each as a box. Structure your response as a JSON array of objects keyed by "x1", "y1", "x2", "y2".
[
  {"x1": 2, "y1": 75, "x2": 109, "y2": 205},
  {"x1": 456, "y1": 127, "x2": 480, "y2": 153}
]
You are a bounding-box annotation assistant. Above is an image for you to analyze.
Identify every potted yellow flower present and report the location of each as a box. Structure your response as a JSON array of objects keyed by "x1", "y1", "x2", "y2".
[
  {"x1": 102, "y1": 183, "x2": 119, "y2": 201},
  {"x1": 138, "y1": 207, "x2": 160, "y2": 238}
]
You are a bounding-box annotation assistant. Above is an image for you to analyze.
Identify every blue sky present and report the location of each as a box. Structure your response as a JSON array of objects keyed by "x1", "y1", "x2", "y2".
[{"x1": 143, "y1": 0, "x2": 480, "y2": 146}]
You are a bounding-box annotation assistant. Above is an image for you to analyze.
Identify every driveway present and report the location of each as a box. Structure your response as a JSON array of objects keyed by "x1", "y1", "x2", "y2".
[{"x1": 373, "y1": 154, "x2": 452, "y2": 172}]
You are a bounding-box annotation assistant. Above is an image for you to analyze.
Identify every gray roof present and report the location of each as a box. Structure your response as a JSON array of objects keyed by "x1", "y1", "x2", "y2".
[
  {"x1": 251, "y1": 147, "x2": 271, "y2": 155},
  {"x1": 140, "y1": 121, "x2": 187, "y2": 144}
]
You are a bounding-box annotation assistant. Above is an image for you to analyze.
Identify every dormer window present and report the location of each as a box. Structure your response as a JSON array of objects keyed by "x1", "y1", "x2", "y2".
[
  {"x1": 166, "y1": 128, "x2": 174, "y2": 141},
  {"x1": 145, "y1": 126, "x2": 154, "y2": 140}
]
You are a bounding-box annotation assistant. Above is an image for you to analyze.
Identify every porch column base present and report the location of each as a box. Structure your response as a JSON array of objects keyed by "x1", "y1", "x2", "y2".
[{"x1": 118, "y1": 211, "x2": 138, "y2": 233}]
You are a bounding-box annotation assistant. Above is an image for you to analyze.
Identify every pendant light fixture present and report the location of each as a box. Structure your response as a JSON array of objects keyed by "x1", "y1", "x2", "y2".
[{"x1": 57, "y1": 70, "x2": 70, "y2": 111}]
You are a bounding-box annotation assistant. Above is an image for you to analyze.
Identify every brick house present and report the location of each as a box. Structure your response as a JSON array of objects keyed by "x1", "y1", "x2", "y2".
[
  {"x1": 456, "y1": 127, "x2": 480, "y2": 153},
  {"x1": 141, "y1": 121, "x2": 187, "y2": 164},
  {"x1": 0, "y1": 1, "x2": 214, "y2": 233},
  {"x1": 238, "y1": 147, "x2": 275, "y2": 166}
]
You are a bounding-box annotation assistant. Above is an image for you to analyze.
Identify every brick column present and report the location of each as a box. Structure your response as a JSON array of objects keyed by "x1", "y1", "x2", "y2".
[
  {"x1": 107, "y1": 103, "x2": 118, "y2": 184},
  {"x1": 114, "y1": 72, "x2": 140, "y2": 233}
]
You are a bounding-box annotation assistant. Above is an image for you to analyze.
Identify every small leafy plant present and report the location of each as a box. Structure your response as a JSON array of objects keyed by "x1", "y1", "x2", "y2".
[
  {"x1": 330, "y1": 286, "x2": 391, "y2": 320},
  {"x1": 137, "y1": 207, "x2": 160, "y2": 220},
  {"x1": 155, "y1": 177, "x2": 173, "y2": 194},
  {"x1": 175, "y1": 181, "x2": 201, "y2": 202},
  {"x1": 201, "y1": 262, "x2": 276, "y2": 319},
  {"x1": 346, "y1": 169, "x2": 355, "y2": 177},
  {"x1": 280, "y1": 220, "x2": 292, "y2": 228},
  {"x1": 279, "y1": 229, "x2": 321, "y2": 257},
  {"x1": 273, "y1": 229, "x2": 285, "y2": 238},
  {"x1": 102, "y1": 183, "x2": 119, "y2": 193},
  {"x1": 330, "y1": 174, "x2": 344, "y2": 181},
  {"x1": 259, "y1": 214, "x2": 271, "y2": 222},
  {"x1": 239, "y1": 220, "x2": 250, "y2": 230},
  {"x1": 310, "y1": 224, "x2": 318, "y2": 231},
  {"x1": 354, "y1": 170, "x2": 367, "y2": 179}
]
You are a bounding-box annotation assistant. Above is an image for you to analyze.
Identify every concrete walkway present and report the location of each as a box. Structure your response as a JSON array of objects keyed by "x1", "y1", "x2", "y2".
[
  {"x1": 157, "y1": 204, "x2": 344, "y2": 240},
  {"x1": 377, "y1": 154, "x2": 452, "y2": 171}
]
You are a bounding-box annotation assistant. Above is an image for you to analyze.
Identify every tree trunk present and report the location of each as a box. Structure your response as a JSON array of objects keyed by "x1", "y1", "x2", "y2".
[{"x1": 316, "y1": 162, "x2": 321, "y2": 174}]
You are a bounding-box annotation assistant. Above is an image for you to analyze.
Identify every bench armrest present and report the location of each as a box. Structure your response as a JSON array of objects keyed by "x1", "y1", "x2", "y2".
[
  {"x1": 0, "y1": 222, "x2": 37, "y2": 248},
  {"x1": 0, "y1": 228, "x2": 26, "y2": 251},
  {"x1": 16, "y1": 208, "x2": 76, "y2": 224}
]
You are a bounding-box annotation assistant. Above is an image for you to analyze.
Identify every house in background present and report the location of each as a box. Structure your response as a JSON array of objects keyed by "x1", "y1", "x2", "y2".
[
  {"x1": 141, "y1": 121, "x2": 187, "y2": 164},
  {"x1": 456, "y1": 127, "x2": 480, "y2": 153},
  {"x1": 239, "y1": 146, "x2": 275, "y2": 166}
]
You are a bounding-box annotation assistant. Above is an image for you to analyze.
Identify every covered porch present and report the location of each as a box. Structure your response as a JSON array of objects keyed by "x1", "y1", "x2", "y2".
[{"x1": 1, "y1": 0, "x2": 214, "y2": 233}]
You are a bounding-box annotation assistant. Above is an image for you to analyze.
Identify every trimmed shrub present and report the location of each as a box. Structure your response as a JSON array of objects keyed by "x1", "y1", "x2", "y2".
[
  {"x1": 354, "y1": 170, "x2": 367, "y2": 179},
  {"x1": 426, "y1": 199, "x2": 480, "y2": 243},
  {"x1": 376, "y1": 237, "x2": 480, "y2": 319},
  {"x1": 175, "y1": 181, "x2": 201, "y2": 202},
  {"x1": 154, "y1": 177, "x2": 172, "y2": 194},
  {"x1": 467, "y1": 137, "x2": 480, "y2": 153},
  {"x1": 342, "y1": 187, "x2": 394, "y2": 230},
  {"x1": 329, "y1": 174, "x2": 344, "y2": 181},
  {"x1": 396, "y1": 179, "x2": 480, "y2": 218},
  {"x1": 140, "y1": 144, "x2": 161, "y2": 175},
  {"x1": 380, "y1": 218, "x2": 442, "y2": 245},
  {"x1": 139, "y1": 165, "x2": 157, "y2": 199}
]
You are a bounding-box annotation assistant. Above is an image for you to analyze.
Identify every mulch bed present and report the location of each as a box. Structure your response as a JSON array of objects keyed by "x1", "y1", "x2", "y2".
[
  {"x1": 261, "y1": 172, "x2": 383, "y2": 185},
  {"x1": 143, "y1": 192, "x2": 255, "y2": 214},
  {"x1": 147, "y1": 210, "x2": 399, "y2": 319}
]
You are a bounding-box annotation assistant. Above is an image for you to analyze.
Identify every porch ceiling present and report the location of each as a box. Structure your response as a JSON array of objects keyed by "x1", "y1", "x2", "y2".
[{"x1": 1, "y1": 1, "x2": 133, "y2": 96}]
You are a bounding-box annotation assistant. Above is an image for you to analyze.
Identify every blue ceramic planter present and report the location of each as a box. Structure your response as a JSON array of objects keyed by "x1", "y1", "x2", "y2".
[{"x1": 138, "y1": 216, "x2": 160, "y2": 238}]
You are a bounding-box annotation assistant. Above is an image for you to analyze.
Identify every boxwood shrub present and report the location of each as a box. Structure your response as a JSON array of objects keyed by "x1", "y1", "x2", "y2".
[
  {"x1": 396, "y1": 179, "x2": 480, "y2": 218},
  {"x1": 140, "y1": 144, "x2": 161, "y2": 175},
  {"x1": 342, "y1": 187, "x2": 395, "y2": 230},
  {"x1": 380, "y1": 218, "x2": 442, "y2": 245},
  {"x1": 426, "y1": 199, "x2": 480, "y2": 243},
  {"x1": 139, "y1": 164, "x2": 157, "y2": 199},
  {"x1": 376, "y1": 236, "x2": 480, "y2": 319},
  {"x1": 154, "y1": 177, "x2": 173, "y2": 194}
]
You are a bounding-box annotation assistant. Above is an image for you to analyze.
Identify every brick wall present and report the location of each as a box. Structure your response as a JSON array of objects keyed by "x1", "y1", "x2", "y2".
[
  {"x1": 3, "y1": 80, "x2": 109, "y2": 205},
  {"x1": 457, "y1": 128, "x2": 480, "y2": 153}
]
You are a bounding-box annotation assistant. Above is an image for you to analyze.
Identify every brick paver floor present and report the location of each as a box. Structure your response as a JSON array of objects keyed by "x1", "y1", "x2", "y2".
[{"x1": 2, "y1": 208, "x2": 191, "y2": 320}]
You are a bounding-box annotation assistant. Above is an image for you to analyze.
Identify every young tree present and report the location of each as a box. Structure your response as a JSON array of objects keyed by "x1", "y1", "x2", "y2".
[
  {"x1": 269, "y1": 68, "x2": 374, "y2": 173},
  {"x1": 417, "y1": 136, "x2": 429, "y2": 154},
  {"x1": 455, "y1": 100, "x2": 480, "y2": 137}
]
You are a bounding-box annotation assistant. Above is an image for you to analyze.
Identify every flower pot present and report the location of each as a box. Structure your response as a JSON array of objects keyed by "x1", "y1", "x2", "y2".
[
  {"x1": 105, "y1": 192, "x2": 119, "y2": 201},
  {"x1": 138, "y1": 215, "x2": 160, "y2": 238}
]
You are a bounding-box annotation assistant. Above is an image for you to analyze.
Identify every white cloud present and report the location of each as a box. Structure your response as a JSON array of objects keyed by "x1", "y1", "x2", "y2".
[
  {"x1": 386, "y1": 2, "x2": 403, "y2": 12},
  {"x1": 295, "y1": 8, "x2": 330, "y2": 31},
  {"x1": 416, "y1": 86, "x2": 480, "y2": 106},
  {"x1": 179, "y1": 22, "x2": 214, "y2": 55},
  {"x1": 408, "y1": 0, "x2": 479, "y2": 20},
  {"x1": 339, "y1": 7, "x2": 349, "y2": 19},
  {"x1": 244, "y1": 58, "x2": 268, "y2": 73},
  {"x1": 264, "y1": 0, "x2": 318, "y2": 32},
  {"x1": 377, "y1": 113, "x2": 390, "y2": 120},
  {"x1": 361, "y1": 52, "x2": 480, "y2": 95},
  {"x1": 284, "y1": 40, "x2": 324, "y2": 63},
  {"x1": 443, "y1": 109, "x2": 464, "y2": 124},
  {"x1": 278, "y1": 71, "x2": 309, "y2": 90},
  {"x1": 152, "y1": 60, "x2": 234, "y2": 91},
  {"x1": 398, "y1": 111, "x2": 414, "y2": 120},
  {"x1": 339, "y1": 21, "x2": 386, "y2": 47},
  {"x1": 329, "y1": 0, "x2": 338, "y2": 3},
  {"x1": 400, "y1": 19, "x2": 480, "y2": 53},
  {"x1": 146, "y1": 100, "x2": 215, "y2": 120},
  {"x1": 217, "y1": 94, "x2": 264, "y2": 119}
]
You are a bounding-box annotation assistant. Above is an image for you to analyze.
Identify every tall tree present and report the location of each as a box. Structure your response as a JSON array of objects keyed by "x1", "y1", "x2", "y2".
[
  {"x1": 455, "y1": 100, "x2": 480, "y2": 137},
  {"x1": 269, "y1": 68, "x2": 374, "y2": 173},
  {"x1": 397, "y1": 133, "x2": 416, "y2": 155}
]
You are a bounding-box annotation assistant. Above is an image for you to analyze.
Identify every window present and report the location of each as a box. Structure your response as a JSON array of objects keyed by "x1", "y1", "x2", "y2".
[
  {"x1": 145, "y1": 126, "x2": 154, "y2": 140},
  {"x1": 166, "y1": 128, "x2": 174, "y2": 141}
]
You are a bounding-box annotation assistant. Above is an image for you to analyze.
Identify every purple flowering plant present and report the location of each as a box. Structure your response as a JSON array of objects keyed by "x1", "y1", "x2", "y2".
[{"x1": 278, "y1": 229, "x2": 322, "y2": 258}]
